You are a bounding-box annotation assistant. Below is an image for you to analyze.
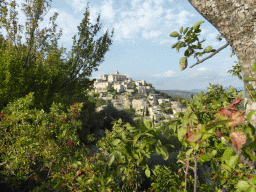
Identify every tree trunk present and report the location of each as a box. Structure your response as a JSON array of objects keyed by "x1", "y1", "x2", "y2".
[{"x1": 188, "y1": 0, "x2": 256, "y2": 127}]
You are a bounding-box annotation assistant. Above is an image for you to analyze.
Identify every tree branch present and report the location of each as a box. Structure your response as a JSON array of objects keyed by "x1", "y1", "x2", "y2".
[{"x1": 189, "y1": 43, "x2": 229, "y2": 68}]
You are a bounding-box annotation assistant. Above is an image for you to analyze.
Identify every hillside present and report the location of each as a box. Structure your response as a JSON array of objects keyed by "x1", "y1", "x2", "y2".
[{"x1": 157, "y1": 88, "x2": 246, "y2": 111}]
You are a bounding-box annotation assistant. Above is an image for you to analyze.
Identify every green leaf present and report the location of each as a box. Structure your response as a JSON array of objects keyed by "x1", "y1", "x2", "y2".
[
  {"x1": 235, "y1": 181, "x2": 251, "y2": 190},
  {"x1": 211, "y1": 160, "x2": 217, "y2": 172},
  {"x1": 145, "y1": 168, "x2": 151, "y2": 178},
  {"x1": 221, "y1": 164, "x2": 231, "y2": 172},
  {"x1": 111, "y1": 138, "x2": 121, "y2": 146},
  {"x1": 180, "y1": 42, "x2": 186, "y2": 48},
  {"x1": 169, "y1": 31, "x2": 180, "y2": 37},
  {"x1": 221, "y1": 147, "x2": 234, "y2": 162},
  {"x1": 113, "y1": 151, "x2": 124, "y2": 163},
  {"x1": 178, "y1": 127, "x2": 186, "y2": 141},
  {"x1": 199, "y1": 154, "x2": 211, "y2": 162},
  {"x1": 172, "y1": 42, "x2": 178, "y2": 48},
  {"x1": 179, "y1": 57, "x2": 188, "y2": 71},
  {"x1": 193, "y1": 21, "x2": 204, "y2": 30},
  {"x1": 85, "y1": 179, "x2": 93, "y2": 184},
  {"x1": 251, "y1": 62, "x2": 256, "y2": 74},
  {"x1": 203, "y1": 46, "x2": 213, "y2": 53},
  {"x1": 71, "y1": 163, "x2": 78, "y2": 169},
  {"x1": 201, "y1": 133, "x2": 212, "y2": 141},
  {"x1": 184, "y1": 49, "x2": 192, "y2": 57},
  {"x1": 155, "y1": 144, "x2": 169, "y2": 161},
  {"x1": 133, "y1": 133, "x2": 142, "y2": 145},
  {"x1": 121, "y1": 131, "x2": 126, "y2": 141},
  {"x1": 180, "y1": 26, "x2": 183, "y2": 34},
  {"x1": 227, "y1": 155, "x2": 239, "y2": 169},
  {"x1": 118, "y1": 119, "x2": 123, "y2": 124},
  {"x1": 186, "y1": 29, "x2": 193, "y2": 37},
  {"x1": 183, "y1": 27, "x2": 189, "y2": 34},
  {"x1": 211, "y1": 150, "x2": 217, "y2": 157},
  {"x1": 178, "y1": 35, "x2": 183, "y2": 40},
  {"x1": 194, "y1": 28, "x2": 201, "y2": 33},
  {"x1": 107, "y1": 153, "x2": 115, "y2": 167},
  {"x1": 186, "y1": 148, "x2": 193, "y2": 156},
  {"x1": 244, "y1": 77, "x2": 256, "y2": 82},
  {"x1": 143, "y1": 119, "x2": 153, "y2": 129},
  {"x1": 53, "y1": 179, "x2": 63, "y2": 189},
  {"x1": 246, "y1": 110, "x2": 256, "y2": 126}
]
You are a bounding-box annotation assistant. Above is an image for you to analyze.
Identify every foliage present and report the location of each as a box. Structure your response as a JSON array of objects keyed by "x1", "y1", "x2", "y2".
[
  {"x1": 125, "y1": 105, "x2": 136, "y2": 117},
  {"x1": 106, "y1": 99, "x2": 112, "y2": 105},
  {"x1": 94, "y1": 102, "x2": 138, "y2": 133},
  {"x1": 0, "y1": 0, "x2": 114, "y2": 114},
  {"x1": 145, "y1": 106, "x2": 150, "y2": 116},
  {"x1": 94, "y1": 98, "x2": 106, "y2": 108},
  {"x1": 0, "y1": 92, "x2": 89, "y2": 192},
  {"x1": 165, "y1": 107, "x2": 173, "y2": 115},
  {"x1": 73, "y1": 96, "x2": 103, "y2": 146},
  {"x1": 172, "y1": 83, "x2": 256, "y2": 191},
  {"x1": 106, "y1": 86, "x2": 115, "y2": 93},
  {"x1": 156, "y1": 122, "x2": 162, "y2": 127},
  {"x1": 1, "y1": 2, "x2": 256, "y2": 192},
  {"x1": 160, "y1": 116, "x2": 166, "y2": 120},
  {"x1": 1, "y1": 82, "x2": 256, "y2": 191}
]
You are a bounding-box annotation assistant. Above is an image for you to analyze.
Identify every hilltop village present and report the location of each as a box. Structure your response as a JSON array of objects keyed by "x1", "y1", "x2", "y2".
[{"x1": 88, "y1": 71, "x2": 188, "y2": 125}]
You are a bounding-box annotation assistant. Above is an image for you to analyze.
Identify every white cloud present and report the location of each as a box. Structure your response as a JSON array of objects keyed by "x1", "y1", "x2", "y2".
[
  {"x1": 153, "y1": 70, "x2": 176, "y2": 77},
  {"x1": 142, "y1": 30, "x2": 162, "y2": 39}
]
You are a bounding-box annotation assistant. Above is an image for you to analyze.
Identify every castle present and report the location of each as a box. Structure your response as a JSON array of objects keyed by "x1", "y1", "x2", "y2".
[{"x1": 93, "y1": 70, "x2": 150, "y2": 95}]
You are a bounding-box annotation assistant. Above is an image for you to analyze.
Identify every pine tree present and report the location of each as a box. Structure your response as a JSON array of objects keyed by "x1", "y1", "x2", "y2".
[{"x1": 145, "y1": 106, "x2": 149, "y2": 116}]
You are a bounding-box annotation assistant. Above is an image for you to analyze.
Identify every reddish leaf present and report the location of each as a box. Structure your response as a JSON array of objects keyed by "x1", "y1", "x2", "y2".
[
  {"x1": 186, "y1": 133, "x2": 202, "y2": 143},
  {"x1": 217, "y1": 108, "x2": 245, "y2": 128},
  {"x1": 230, "y1": 131, "x2": 247, "y2": 149},
  {"x1": 229, "y1": 98, "x2": 243, "y2": 109},
  {"x1": 67, "y1": 140, "x2": 74, "y2": 147}
]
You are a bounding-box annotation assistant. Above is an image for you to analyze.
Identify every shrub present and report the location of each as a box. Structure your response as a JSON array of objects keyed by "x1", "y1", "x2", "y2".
[
  {"x1": 0, "y1": 83, "x2": 254, "y2": 192},
  {"x1": 74, "y1": 96, "x2": 102, "y2": 146},
  {"x1": 156, "y1": 122, "x2": 161, "y2": 127},
  {"x1": 94, "y1": 102, "x2": 137, "y2": 133},
  {"x1": 0, "y1": 92, "x2": 89, "y2": 191}
]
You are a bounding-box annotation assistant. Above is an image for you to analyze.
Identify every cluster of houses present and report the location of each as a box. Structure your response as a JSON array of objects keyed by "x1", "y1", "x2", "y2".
[
  {"x1": 90, "y1": 71, "x2": 188, "y2": 126},
  {"x1": 93, "y1": 70, "x2": 155, "y2": 96}
]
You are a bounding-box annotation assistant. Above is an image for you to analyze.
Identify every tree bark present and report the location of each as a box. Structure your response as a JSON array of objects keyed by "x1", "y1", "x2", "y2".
[{"x1": 188, "y1": 0, "x2": 256, "y2": 127}]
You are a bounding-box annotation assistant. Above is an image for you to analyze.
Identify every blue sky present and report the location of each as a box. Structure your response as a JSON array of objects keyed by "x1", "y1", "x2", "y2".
[{"x1": 1, "y1": 0, "x2": 246, "y2": 97}]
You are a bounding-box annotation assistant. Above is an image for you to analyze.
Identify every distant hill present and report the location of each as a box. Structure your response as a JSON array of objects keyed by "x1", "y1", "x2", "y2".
[
  {"x1": 156, "y1": 86, "x2": 246, "y2": 103},
  {"x1": 189, "y1": 86, "x2": 245, "y2": 95}
]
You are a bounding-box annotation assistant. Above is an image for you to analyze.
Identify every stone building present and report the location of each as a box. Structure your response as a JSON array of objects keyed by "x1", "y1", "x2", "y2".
[
  {"x1": 94, "y1": 71, "x2": 133, "y2": 93},
  {"x1": 108, "y1": 70, "x2": 127, "y2": 82}
]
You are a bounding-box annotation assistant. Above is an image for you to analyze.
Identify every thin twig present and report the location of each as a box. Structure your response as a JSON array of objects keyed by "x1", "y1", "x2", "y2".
[{"x1": 189, "y1": 43, "x2": 229, "y2": 68}]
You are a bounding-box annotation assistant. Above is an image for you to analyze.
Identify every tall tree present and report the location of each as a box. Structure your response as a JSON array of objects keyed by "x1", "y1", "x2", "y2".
[
  {"x1": 0, "y1": 0, "x2": 115, "y2": 114},
  {"x1": 171, "y1": 0, "x2": 256, "y2": 127}
]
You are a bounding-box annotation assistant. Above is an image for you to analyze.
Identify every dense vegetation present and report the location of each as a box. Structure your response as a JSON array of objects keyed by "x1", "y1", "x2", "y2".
[{"x1": 0, "y1": 1, "x2": 254, "y2": 191}]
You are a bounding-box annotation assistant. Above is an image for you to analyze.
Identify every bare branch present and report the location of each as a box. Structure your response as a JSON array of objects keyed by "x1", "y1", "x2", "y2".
[{"x1": 189, "y1": 43, "x2": 229, "y2": 68}]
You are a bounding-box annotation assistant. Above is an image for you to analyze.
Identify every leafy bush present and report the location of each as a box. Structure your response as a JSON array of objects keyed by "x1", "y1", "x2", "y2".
[
  {"x1": 166, "y1": 107, "x2": 173, "y2": 114},
  {"x1": 105, "y1": 99, "x2": 112, "y2": 105},
  {"x1": 159, "y1": 116, "x2": 166, "y2": 120},
  {"x1": 74, "y1": 96, "x2": 102, "y2": 146},
  {"x1": 94, "y1": 102, "x2": 137, "y2": 133},
  {"x1": 0, "y1": 92, "x2": 89, "y2": 191},
  {"x1": 124, "y1": 105, "x2": 136, "y2": 117},
  {"x1": 156, "y1": 122, "x2": 162, "y2": 127},
  {"x1": 1, "y1": 83, "x2": 255, "y2": 192},
  {"x1": 94, "y1": 98, "x2": 106, "y2": 108}
]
